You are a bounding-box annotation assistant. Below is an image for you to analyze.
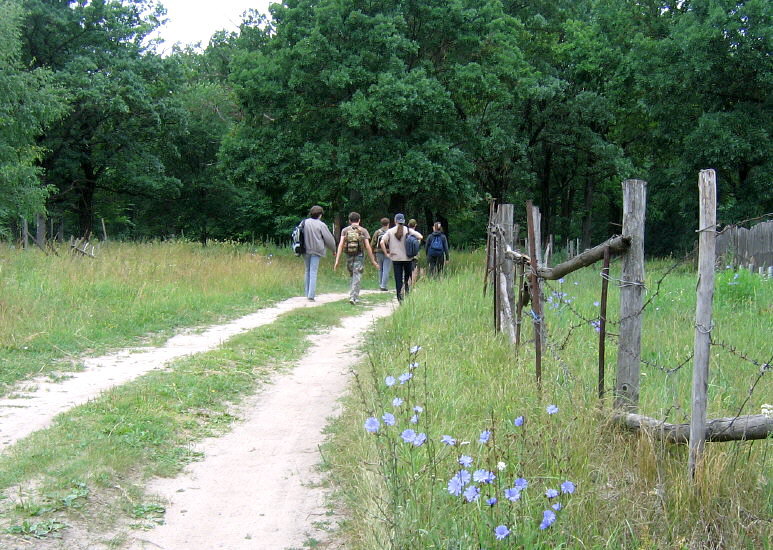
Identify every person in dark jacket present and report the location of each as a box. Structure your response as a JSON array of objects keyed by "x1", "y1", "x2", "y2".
[{"x1": 425, "y1": 222, "x2": 450, "y2": 276}]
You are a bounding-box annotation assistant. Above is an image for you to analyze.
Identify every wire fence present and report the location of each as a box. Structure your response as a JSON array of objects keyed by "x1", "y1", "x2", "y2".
[{"x1": 532, "y1": 225, "x2": 770, "y2": 429}]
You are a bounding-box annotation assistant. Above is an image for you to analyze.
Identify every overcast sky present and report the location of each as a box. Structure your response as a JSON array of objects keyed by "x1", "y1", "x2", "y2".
[{"x1": 151, "y1": 0, "x2": 273, "y2": 53}]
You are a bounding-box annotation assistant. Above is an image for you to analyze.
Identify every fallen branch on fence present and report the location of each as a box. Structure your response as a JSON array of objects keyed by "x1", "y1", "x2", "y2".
[
  {"x1": 536, "y1": 235, "x2": 631, "y2": 280},
  {"x1": 613, "y1": 413, "x2": 772, "y2": 443}
]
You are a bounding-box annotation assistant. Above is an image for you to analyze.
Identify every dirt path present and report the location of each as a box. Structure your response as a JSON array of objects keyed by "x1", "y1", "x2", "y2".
[
  {"x1": 128, "y1": 301, "x2": 394, "y2": 550},
  {"x1": 0, "y1": 292, "x2": 372, "y2": 452},
  {"x1": 0, "y1": 292, "x2": 394, "y2": 550}
]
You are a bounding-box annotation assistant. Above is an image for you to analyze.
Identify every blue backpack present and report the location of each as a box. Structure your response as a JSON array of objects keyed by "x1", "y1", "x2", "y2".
[
  {"x1": 428, "y1": 234, "x2": 444, "y2": 257},
  {"x1": 405, "y1": 232, "x2": 420, "y2": 258}
]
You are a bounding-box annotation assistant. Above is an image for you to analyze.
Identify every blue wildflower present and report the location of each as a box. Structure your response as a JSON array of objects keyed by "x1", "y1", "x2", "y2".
[
  {"x1": 514, "y1": 477, "x2": 528, "y2": 490},
  {"x1": 473, "y1": 470, "x2": 496, "y2": 484},
  {"x1": 440, "y1": 435, "x2": 456, "y2": 446},
  {"x1": 409, "y1": 362, "x2": 420, "y2": 370},
  {"x1": 539, "y1": 509, "x2": 557, "y2": 530},
  {"x1": 412, "y1": 432, "x2": 427, "y2": 446},
  {"x1": 494, "y1": 525, "x2": 510, "y2": 540},
  {"x1": 385, "y1": 376, "x2": 396, "y2": 387},
  {"x1": 410, "y1": 345, "x2": 422, "y2": 354},
  {"x1": 594, "y1": 301, "x2": 600, "y2": 307},
  {"x1": 456, "y1": 470, "x2": 472, "y2": 485},
  {"x1": 392, "y1": 397, "x2": 404, "y2": 407},
  {"x1": 382, "y1": 412, "x2": 396, "y2": 426},
  {"x1": 545, "y1": 488, "x2": 559, "y2": 499},
  {"x1": 552, "y1": 502, "x2": 562, "y2": 511},
  {"x1": 487, "y1": 497, "x2": 498, "y2": 507},
  {"x1": 401, "y1": 429, "x2": 416, "y2": 443},
  {"x1": 463, "y1": 485, "x2": 480, "y2": 503},
  {"x1": 364, "y1": 417, "x2": 379, "y2": 433},
  {"x1": 459, "y1": 455, "x2": 473, "y2": 467},
  {"x1": 479, "y1": 430, "x2": 492, "y2": 444},
  {"x1": 558, "y1": 278, "x2": 565, "y2": 284},
  {"x1": 514, "y1": 416, "x2": 525, "y2": 427},
  {"x1": 413, "y1": 405, "x2": 424, "y2": 413},
  {"x1": 504, "y1": 488, "x2": 521, "y2": 502},
  {"x1": 561, "y1": 480, "x2": 576, "y2": 494},
  {"x1": 546, "y1": 404, "x2": 559, "y2": 415},
  {"x1": 399, "y1": 372, "x2": 412, "y2": 384},
  {"x1": 410, "y1": 414, "x2": 419, "y2": 424},
  {"x1": 448, "y1": 476, "x2": 464, "y2": 496}
]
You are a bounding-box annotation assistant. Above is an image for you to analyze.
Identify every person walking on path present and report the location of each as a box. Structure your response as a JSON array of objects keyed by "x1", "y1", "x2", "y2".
[
  {"x1": 380, "y1": 213, "x2": 422, "y2": 303},
  {"x1": 302, "y1": 205, "x2": 336, "y2": 301},
  {"x1": 334, "y1": 212, "x2": 379, "y2": 305},
  {"x1": 371, "y1": 217, "x2": 392, "y2": 291},
  {"x1": 407, "y1": 219, "x2": 423, "y2": 287},
  {"x1": 426, "y1": 222, "x2": 450, "y2": 276}
]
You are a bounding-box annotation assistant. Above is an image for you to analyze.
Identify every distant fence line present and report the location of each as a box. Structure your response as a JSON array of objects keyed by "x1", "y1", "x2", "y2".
[{"x1": 716, "y1": 219, "x2": 773, "y2": 271}]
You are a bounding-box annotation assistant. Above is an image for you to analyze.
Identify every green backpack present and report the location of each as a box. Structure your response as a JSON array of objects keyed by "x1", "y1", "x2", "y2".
[{"x1": 345, "y1": 227, "x2": 363, "y2": 256}]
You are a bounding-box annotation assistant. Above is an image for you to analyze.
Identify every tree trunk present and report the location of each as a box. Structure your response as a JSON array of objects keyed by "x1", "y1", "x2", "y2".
[
  {"x1": 581, "y1": 177, "x2": 596, "y2": 250},
  {"x1": 77, "y1": 161, "x2": 97, "y2": 238}
]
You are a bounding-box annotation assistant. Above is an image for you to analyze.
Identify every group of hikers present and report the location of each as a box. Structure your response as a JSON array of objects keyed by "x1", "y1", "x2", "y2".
[{"x1": 299, "y1": 205, "x2": 450, "y2": 305}]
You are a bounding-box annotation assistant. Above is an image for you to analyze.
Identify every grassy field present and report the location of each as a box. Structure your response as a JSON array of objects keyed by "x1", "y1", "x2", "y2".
[
  {"x1": 0, "y1": 242, "x2": 769, "y2": 548},
  {"x1": 0, "y1": 240, "x2": 355, "y2": 393},
  {"x1": 326, "y1": 252, "x2": 771, "y2": 549},
  {"x1": 0, "y1": 240, "x2": 389, "y2": 544}
]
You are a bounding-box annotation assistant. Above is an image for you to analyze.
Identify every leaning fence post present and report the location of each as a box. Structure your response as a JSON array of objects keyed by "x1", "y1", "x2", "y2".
[
  {"x1": 615, "y1": 179, "x2": 647, "y2": 411},
  {"x1": 526, "y1": 200, "x2": 543, "y2": 384},
  {"x1": 689, "y1": 169, "x2": 717, "y2": 479}
]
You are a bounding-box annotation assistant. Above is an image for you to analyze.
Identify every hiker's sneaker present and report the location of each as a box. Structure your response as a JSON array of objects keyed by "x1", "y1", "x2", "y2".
[
  {"x1": 380, "y1": 287, "x2": 388, "y2": 291},
  {"x1": 308, "y1": 297, "x2": 315, "y2": 301}
]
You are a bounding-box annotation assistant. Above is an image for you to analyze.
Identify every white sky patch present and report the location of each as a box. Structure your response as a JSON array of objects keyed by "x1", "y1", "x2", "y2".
[{"x1": 150, "y1": 0, "x2": 273, "y2": 53}]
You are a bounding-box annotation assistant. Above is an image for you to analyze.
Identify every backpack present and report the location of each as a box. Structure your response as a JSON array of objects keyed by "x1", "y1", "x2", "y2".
[
  {"x1": 344, "y1": 226, "x2": 363, "y2": 256},
  {"x1": 405, "y1": 232, "x2": 420, "y2": 258},
  {"x1": 291, "y1": 219, "x2": 306, "y2": 256},
  {"x1": 371, "y1": 228, "x2": 386, "y2": 250},
  {"x1": 428, "y1": 234, "x2": 445, "y2": 257}
]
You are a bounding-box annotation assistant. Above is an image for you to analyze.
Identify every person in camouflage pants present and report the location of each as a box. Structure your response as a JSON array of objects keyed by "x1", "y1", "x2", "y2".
[{"x1": 334, "y1": 212, "x2": 379, "y2": 304}]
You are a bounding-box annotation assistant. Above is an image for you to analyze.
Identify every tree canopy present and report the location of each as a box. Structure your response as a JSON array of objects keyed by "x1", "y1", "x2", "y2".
[{"x1": 1, "y1": 0, "x2": 770, "y2": 252}]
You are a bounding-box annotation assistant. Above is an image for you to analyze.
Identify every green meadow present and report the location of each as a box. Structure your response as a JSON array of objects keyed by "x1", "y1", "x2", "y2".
[{"x1": 0, "y1": 243, "x2": 770, "y2": 548}]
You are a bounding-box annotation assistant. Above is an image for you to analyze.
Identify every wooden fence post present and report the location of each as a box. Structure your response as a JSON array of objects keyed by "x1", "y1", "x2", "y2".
[
  {"x1": 689, "y1": 170, "x2": 717, "y2": 478},
  {"x1": 615, "y1": 179, "x2": 647, "y2": 411},
  {"x1": 526, "y1": 201, "x2": 543, "y2": 384}
]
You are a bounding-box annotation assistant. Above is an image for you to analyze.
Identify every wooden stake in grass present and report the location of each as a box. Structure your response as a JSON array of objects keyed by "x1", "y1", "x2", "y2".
[
  {"x1": 599, "y1": 246, "x2": 610, "y2": 400},
  {"x1": 615, "y1": 179, "x2": 646, "y2": 412},
  {"x1": 526, "y1": 200, "x2": 543, "y2": 384},
  {"x1": 689, "y1": 169, "x2": 717, "y2": 479}
]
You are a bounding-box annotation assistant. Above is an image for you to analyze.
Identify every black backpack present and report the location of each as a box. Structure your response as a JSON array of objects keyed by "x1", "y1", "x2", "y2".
[{"x1": 291, "y1": 219, "x2": 306, "y2": 255}]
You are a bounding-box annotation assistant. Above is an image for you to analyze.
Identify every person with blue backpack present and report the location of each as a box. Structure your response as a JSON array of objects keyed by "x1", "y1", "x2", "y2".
[
  {"x1": 426, "y1": 222, "x2": 450, "y2": 276},
  {"x1": 380, "y1": 213, "x2": 422, "y2": 303}
]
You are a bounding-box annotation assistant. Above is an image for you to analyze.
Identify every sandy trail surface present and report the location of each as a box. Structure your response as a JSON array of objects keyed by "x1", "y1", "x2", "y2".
[
  {"x1": 129, "y1": 301, "x2": 394, "y2": 550},
  {"x1": 0, "y1": 293, "x2": 363, "y2": 453},
  {"x1": 0, "y1": 292, "x2": 393, "y2": 550}
]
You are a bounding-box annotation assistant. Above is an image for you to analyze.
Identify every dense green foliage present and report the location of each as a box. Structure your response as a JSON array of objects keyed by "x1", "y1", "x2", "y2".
[{"x1": 1, "y1": 0, "x2": 770, "y2": 252}]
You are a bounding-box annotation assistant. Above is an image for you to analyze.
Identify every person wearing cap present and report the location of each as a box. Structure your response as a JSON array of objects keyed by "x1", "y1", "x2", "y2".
[
  {"x1": 302, "y1": 205, "x2": 336, "y2": 301},
  {"x1": 380, "y1": 213, "x2": 423, "y2": 302}
]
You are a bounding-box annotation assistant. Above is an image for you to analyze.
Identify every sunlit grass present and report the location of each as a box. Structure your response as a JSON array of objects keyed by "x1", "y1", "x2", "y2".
[
  {"x1": 0, "y1": 241, "x2": 352, "y2": 393},
  {"x1": 327, "y1": 251, "x2": 771, "y2": 549}
]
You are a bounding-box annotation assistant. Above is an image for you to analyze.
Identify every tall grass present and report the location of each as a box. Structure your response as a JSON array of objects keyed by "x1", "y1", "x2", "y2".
[
  {"x1": 327, "y1": 252, "x2": 771, "y2": 549},
  {"x1": 0, "y1": 241, "x2": 352, "y2": 392}
]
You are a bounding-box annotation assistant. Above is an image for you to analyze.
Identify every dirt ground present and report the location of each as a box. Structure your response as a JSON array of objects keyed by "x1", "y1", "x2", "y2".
[{"x1": 0, "y1": 293, "x2": 394, "y2": 550}]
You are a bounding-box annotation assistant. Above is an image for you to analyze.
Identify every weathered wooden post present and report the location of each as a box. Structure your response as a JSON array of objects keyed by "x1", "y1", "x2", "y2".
[
  {"x1": 689, "y1": 170, "x2": 717, "y2": 478},
  {"x1": 526, "y1": 201, "x2": 544, "y2": 384},
  {"x1": 615, "y1": 179, "x2": 647, "y2": 411},
  {"x1": 35, "y1": 213, "x2": 46, "y2": 248},
  {"x1": 21, "y1": 217, "x2": 29, "y2": 250},
  {"x1": 499, "y1": 204, "x2": 516, "y2": 342}
]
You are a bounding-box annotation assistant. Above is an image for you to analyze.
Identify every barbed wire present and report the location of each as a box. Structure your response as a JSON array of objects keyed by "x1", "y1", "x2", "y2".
[
  {"x1": 711, "y1": 338, "x2": 773, "y2": 372},
  {"x1": 715, "y1": 212, "x2": 773, "y2": 235}
]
